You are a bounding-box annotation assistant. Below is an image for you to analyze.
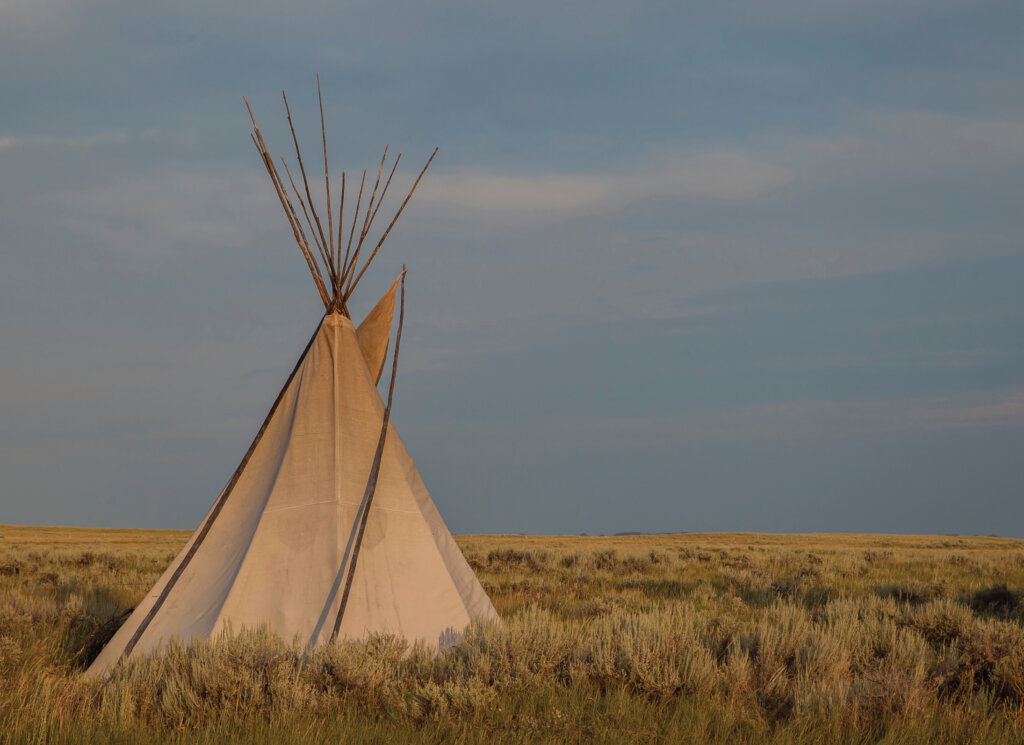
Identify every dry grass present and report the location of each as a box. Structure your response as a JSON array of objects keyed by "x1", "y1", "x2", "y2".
[{"x1": 2, "y1": 525, "x2": 1024, "y2": 743}]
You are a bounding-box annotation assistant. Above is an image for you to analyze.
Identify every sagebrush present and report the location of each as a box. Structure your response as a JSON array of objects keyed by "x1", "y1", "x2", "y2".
[{"x1": 2, "y1": 526, "x2": 1023, "y2": 744}]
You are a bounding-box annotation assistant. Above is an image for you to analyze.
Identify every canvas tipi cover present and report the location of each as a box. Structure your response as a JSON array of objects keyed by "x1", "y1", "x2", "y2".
[{"x1": 86, "y1": 88, "x2": 498, "y2": 676}]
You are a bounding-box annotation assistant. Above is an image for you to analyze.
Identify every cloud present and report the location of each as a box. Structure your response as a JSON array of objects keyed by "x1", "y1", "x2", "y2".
[
  {"x1": 0, "y1": 132, "x2": 144, "y2": 153},
  {"x1": 419, "y1": 150, "x2": 794, "y2": 216},
  {"x1": 0, "y1": 0, "x2": 75, "y2": 29},
  {"x1": 865, "y1": 109, "x2": 1024, "y2": 156},
  {"x1": 50, "y1": 169, "x2": 274, "y2": 267},
  {"x1": 722, "y1": 0, "x2": 966, "y2": 25},
  {"x1": 782, "y1": 108, "x2": 1024, "y2": 186},
  {"x1": 580, "y1": 387, "x2": 1024, "y2": 445}
]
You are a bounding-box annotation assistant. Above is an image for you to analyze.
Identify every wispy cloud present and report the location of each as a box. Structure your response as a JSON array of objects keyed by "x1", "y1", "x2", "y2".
[
  {"x1": 783, "y1": 108, "x2": 1024, "y2": 183},
  {"x1": 50, "y1": 169, "x2": 274, "y2": 267},
  {"x1": 722, "y1": 0, "x2": 968, "y2": 26},
  {"x1": 0, "y1": 132, "x2": 152, "y2": 152},
  {"x1": 580, "y1": 388, "x2": 1024, "y2": 445},
  {"x1": 0, "y1": 0, "x2": 75, "y2": 29},
  {"x1": 420, "y1": 150, "x2": 793, "y2": 216},
  {"x1": 866, "y1": 109, "x2": 1024, "y2": 156}
]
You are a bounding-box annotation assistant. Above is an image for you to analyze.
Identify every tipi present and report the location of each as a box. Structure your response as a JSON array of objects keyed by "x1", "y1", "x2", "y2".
[{"x1": 87, "y1": 83, "x2": 498, "y2": 676}]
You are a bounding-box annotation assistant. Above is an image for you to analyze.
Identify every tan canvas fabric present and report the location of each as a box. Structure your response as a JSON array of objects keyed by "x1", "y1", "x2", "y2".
[
  {"x1": 355, "y1": 277, "x2": 399, "y2": 385},
  {"x1": 87, "y1": 313, "x2": 497, "y2": 676}
]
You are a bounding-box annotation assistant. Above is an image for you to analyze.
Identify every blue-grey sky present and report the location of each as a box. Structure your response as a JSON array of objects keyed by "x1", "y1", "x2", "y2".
[{"x1": 2, "y1": 1, "x2": 1023, "y2": 536}]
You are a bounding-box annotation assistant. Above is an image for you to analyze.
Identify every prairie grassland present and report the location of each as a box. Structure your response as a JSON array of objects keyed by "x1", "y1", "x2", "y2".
[{"x1": 2, "y1": 525, "x2": 1024, "y2": 744}]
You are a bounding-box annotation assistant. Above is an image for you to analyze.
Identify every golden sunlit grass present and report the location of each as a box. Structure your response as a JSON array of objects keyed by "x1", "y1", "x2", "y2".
[{"x1": 2, "y1": 525, "x2": 1024, "y2": 744}]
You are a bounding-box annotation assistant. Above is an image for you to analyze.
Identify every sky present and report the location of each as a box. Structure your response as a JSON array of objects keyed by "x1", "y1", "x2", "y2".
[{"x1": 1, "y1": 1, "x2": 1023, "y2": 536}]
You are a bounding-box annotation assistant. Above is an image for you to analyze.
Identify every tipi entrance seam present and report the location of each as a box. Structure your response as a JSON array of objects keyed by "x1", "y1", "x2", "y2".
[{"x1": 308, "y1": 320, "x2": 378, "y2": 647}]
